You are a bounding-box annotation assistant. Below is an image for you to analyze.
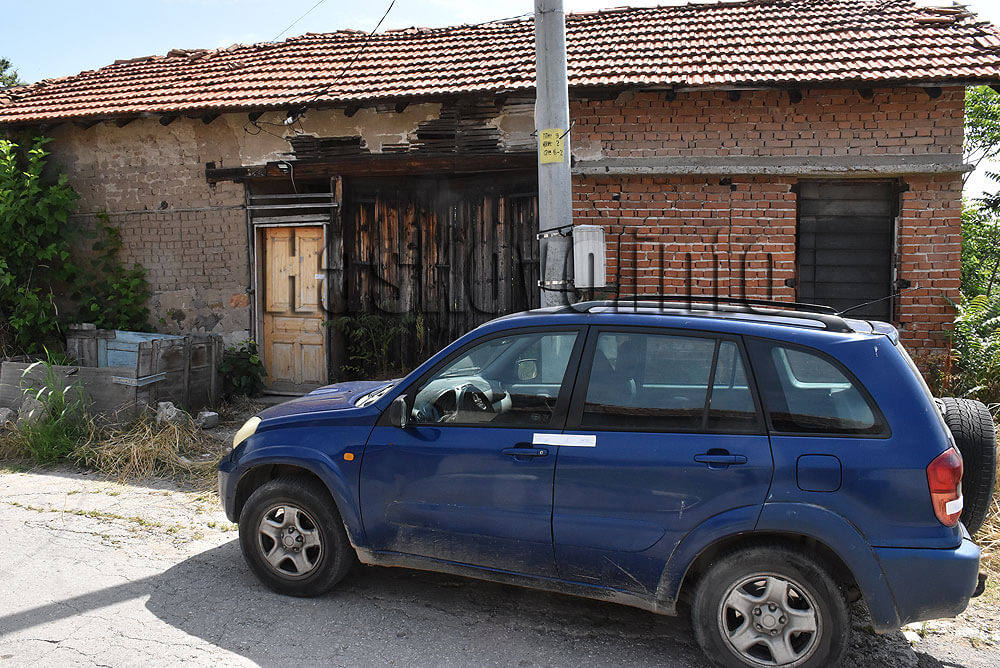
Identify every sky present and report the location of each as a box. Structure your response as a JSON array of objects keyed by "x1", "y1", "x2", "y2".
[{"x1": 3, "y1": 0, "x2": 999, "y2": 195}]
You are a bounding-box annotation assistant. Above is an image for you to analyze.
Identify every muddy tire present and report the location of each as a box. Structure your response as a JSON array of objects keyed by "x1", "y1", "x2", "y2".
[
  {"x1": 239, "y1": 475, "x2": 355, "y2": 597},
  {"x1": 691, "y1": 545, "x2": 849, "y2": 668},
  {"x1": 940, "y1": 397, "x2": 997, "y2": 536}
]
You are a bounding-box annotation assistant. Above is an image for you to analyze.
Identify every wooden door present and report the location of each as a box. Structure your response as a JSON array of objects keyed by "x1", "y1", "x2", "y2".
[{"x1": 260, "y1": 226, "x2": 327, "y2": 393}]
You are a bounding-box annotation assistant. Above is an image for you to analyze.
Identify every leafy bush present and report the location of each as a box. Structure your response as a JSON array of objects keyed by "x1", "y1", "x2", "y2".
[
  {"x1": 332, "y1": 314, "x2": 411, "y2": 379},
  {"x1": 0, "y1": 137, "x2": 79, "y2": 353},
  {"x1": 220, "y1": 340, "x2": 267, "y2": 398},
  {"x1": 945, "y1": 294, "x2": 1000, "y2": 404},
  {"x1": 0, "y1": 137, "x2": 153, "y2": 355},
  {"x1": 962, "y1": 204, "x2": 1000, "y2": 300}
]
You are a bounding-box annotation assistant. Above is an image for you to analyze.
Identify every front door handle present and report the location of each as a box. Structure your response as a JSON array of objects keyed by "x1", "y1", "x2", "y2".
[
  {"x1": 502, "y1": 447, "x2": 549, "y2": 458},
  {"x1": 694, "y1": 451, "x2": 748, "y2": 468}
]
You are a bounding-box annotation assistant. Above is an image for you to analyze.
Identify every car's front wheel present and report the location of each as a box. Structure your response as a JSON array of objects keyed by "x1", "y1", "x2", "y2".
[
  {"x1": 238, "y1": 475, "x2": 355, "y2": 596},
  {"x1": 691, "y1": 545, "x2": 849, "y2": 668}
]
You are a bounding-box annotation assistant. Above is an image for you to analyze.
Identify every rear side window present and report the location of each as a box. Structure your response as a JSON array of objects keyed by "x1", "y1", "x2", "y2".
[
  {"x1": 580, "y1": 331, "x2": 760, "y2": 432},
  {"x1": 749, "y1": 340, "x2": 883, "y2": 436}
]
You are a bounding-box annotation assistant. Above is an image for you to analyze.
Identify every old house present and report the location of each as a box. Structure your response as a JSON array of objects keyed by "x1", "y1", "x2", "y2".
[{"x1": 1, "y1": 0, "x2": 999, "y2": 392}]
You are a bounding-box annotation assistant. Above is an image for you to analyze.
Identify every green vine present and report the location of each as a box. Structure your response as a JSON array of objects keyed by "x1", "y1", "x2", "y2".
[{"x1": 72, "y1": 212, "x2": 151, "y2": 331}]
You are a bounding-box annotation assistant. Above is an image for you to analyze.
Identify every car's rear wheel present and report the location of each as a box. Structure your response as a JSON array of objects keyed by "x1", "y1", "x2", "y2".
[
  {"x1": 692, "y1": 546, "x2": 848, "y2": 668},
  {"x1": 939, "y1": 397, "x2": 997, "y2": 535},
  {"x1": 238, "y1": 475, "x2": 355, "y2": 596}
]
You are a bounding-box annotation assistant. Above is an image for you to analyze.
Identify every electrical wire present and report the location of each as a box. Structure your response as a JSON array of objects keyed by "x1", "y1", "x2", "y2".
[
  {"x1": 293, "y1": 0, "x2": 398, "y2": 110},
  {"x1": 273, "y1": 0, "x2": 331, "y2": 43}
]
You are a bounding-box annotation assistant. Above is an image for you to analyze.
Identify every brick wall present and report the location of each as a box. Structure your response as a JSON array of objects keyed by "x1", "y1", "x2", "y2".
[
  {"x1": 571, "y1": 87, "x2": 963, "y2": 157},
  {"x1": 570, "y1": 87, "x2": 964, "y2": 364}
]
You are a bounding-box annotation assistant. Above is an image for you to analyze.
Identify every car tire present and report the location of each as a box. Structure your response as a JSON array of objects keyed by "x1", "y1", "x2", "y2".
[
  {"x1": 691, "y1": 545, "x2": 849, "y2": 668},
  {"x1": 940, "y1": 397, "x2": 997, "y2": 536},
  {"x1": 238, "y1": 475, "x2": 355, "y2": 597}
]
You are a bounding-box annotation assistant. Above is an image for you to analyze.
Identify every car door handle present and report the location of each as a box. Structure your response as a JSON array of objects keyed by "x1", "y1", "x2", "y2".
[
  {"x1": 694, "y1": 453, "x2": 748, "y2": 467},
  {"x1": 502, "y1": 447, "x2": 549, "y2": 458}
]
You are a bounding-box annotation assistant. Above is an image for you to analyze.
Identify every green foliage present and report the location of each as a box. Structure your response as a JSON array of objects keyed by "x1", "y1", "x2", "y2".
[
  {"x1": 332, "y1": 314, "x2": 411, "y2": 379},
  {"x1": 0, "y1": 57, "x2": 20, "y2": 88},
  {"x1": 0, "y1": 137, "x2": 152, "y2": 354},
  {"x1": 966, "y1": 86, "x2": 1000, "y2": 170},
  {"x1": 961, "y1": 203, "x2": 1000, "y2": 299},
  {"x1": 0, "y1": 137, "x2": 79, "y2": 352},
  {"x1": 220, "y1": 340, "x2": 267, "y2": 398},
  {"x1": 946, "y1": 294, "x2": 1000, "y2": 404},
  {"x1": 73, "y1": 213, "x2": 152, "y2": 331},
  {"x1": 13, "y1": 361, "x2": 90, "y2": 464}
]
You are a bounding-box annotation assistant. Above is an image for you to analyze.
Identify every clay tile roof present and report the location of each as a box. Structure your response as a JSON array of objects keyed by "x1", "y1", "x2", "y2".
[{"x1": 2, "y1": 0, "x2": 999, "y2": 125}]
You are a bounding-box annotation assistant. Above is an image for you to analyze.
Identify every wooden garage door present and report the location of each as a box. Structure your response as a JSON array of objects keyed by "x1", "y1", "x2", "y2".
[
  {"x1": 797, "y1": 181, "x2": 896, "y2": 320},
  {"x1": 261, "y1": 226, "x2": 327, "y2": 393}
]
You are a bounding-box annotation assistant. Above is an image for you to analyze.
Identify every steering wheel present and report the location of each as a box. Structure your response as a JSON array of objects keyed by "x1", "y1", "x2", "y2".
[{"x1": 456, "y1": 384, "x2": 495, "y2": 416}]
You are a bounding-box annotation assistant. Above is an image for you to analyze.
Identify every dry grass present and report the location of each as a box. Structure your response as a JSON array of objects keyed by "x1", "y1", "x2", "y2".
[
  {"x1": 979, "y1": 472, "x2": 1000, "y2": 574},
  {"x1": 215, "y1": 395, "x2": 268, "y2": 423},
  {"x1": 72, "y1": 413, "x2": 226, "y2": 489}
]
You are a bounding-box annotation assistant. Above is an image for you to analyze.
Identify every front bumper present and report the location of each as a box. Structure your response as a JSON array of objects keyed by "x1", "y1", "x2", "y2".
[
  {"x1": 217, "y1": 458, "x2": 238, "y2": 523},
  {"x1": 875, "y1": 537, "x2": 981, "y2": 626}
]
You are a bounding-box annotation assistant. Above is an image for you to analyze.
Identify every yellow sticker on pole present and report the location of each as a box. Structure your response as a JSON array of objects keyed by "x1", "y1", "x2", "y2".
[{"x1": 539, "y1": 128, "x2": 566, "y2": 164}]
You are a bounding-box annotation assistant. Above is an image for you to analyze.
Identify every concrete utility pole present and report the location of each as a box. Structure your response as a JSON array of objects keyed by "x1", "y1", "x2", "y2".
[{"x1": 534, "y1": 0, "x2": 573, "y2": 307}]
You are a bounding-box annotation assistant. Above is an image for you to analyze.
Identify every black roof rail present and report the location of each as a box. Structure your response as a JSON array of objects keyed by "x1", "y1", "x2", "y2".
[
  {"x1": 553, "y1": 294, "x2": 854, "y2": 333},
  {"x1": 619, "y1": 294, "x2": 839, "y2": 314}
]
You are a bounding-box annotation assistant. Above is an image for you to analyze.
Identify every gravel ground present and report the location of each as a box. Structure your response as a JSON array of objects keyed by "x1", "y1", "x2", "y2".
[{"x1": 0, "y1": 466, "x2": 997, "y2": 667}]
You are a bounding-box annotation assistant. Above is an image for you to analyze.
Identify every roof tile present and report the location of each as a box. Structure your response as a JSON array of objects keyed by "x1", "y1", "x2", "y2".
[{"x1": 1, "y1": 0, "x2": 999, "y2": 124}]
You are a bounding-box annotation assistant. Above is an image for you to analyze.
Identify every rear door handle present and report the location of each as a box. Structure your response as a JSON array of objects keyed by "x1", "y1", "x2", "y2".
[
  {"x1": 694, "y1": 453, "x2": 748, "y2": 468},
  {"x1": 502, "y1": 447, "x2": 549, "y2": 458}
]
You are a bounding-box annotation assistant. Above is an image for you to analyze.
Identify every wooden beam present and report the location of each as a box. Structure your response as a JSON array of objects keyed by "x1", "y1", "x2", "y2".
[
  {"x1": 728, "y1": 90, "x2": 742, "y2": 102},
  {"x1": 159, "y1": 115, "x2": 178, "y2": 126},
  {"x1": 206, "y1": 152, "x2": 537, "y2": 183},
  {"x1": 202, "y1": 113, "x2": 220, "y2": 125},
  {"x1": 787, "y1": 89, "x2": 803, "y2": 104},
  {"x1": 116, "y1": 116, "x2": 137, "y2": 128},
  {"x1": 858, "y1": 88, "x2": 874, "y2": 100},
  {"x1": 344, "y1": 104, "x2": 361, "y2": 118},
  {"x1": 394, "y1": 101, "x2": 409, "y2": 114},
  {"x1": 664, "y1": 89, "x2": 677, "y2": 102},
  {"x1": 248, "y1": 110, "x2": 265, "y2": 122},
  {"x1": 925, "y1": 86, "x2": 943, "y2": 99}
]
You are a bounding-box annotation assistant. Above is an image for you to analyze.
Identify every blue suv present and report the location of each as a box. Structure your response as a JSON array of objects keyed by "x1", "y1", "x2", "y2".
[{"x1": 219, "y1": 299, "x2": 990, "y2": 668}]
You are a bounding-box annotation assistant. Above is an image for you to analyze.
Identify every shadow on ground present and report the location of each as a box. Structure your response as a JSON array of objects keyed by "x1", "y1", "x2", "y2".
[{"x1": 0, "y1": 539, "x2": 949, "y2": 667}]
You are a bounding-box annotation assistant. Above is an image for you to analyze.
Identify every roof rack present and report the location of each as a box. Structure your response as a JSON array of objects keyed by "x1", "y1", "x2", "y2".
[{"x1": 553, "y1": 294, "x2": 854, "y2": 333}]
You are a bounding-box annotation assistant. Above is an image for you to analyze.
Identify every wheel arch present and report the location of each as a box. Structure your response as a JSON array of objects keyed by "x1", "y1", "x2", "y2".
[
  {"x1": 658, "y1": 502, "x2": 902, "y2": 632},
  {"x1": 233, "y1": 452, "x2": 366, "y2": 549}
]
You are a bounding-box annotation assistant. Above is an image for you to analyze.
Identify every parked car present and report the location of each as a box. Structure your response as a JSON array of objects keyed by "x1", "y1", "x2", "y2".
[{"x1": 219, "y1": 299, "x2": 994, "y2": 668}]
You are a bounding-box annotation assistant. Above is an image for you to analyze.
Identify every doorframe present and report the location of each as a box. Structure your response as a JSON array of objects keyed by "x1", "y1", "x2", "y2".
[{"x1": 246, "y1": 187, "x2": 340, "y2": 393}]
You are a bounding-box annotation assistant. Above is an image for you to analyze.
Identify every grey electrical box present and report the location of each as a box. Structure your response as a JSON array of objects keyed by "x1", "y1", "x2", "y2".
[{"x1": 573, "y1": 225, "x2": 607, "y2": 288}]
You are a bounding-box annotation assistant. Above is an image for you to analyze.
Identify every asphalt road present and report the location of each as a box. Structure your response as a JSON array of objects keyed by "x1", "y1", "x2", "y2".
[{"x1": 0, "y1": 468, "x2": 995, "y2": 667}]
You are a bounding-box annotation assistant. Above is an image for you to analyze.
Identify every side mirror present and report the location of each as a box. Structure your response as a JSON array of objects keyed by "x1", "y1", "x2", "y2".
[
  {"x1": 516, "y1": 358, "x2": 538, "y2": 382},
  {"x1": 386, "y1": 396, "x2": 409, "y2": 429}
]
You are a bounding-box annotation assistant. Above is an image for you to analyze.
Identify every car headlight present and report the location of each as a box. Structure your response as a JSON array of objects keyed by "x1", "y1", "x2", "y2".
[{"x1": 232, "y1": 416, "x2": 261, "y2": 449}]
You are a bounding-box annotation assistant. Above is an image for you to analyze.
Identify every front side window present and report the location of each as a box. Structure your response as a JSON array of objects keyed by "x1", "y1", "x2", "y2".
[
  {"x1": 749, "y1": 340, "x2": 882, "y2": 435},
  {"x1": 580, "y1": 331, "x2": 759, "y2": 432},
  {"x1": 409, "y1": 330, "x2": 578, "y2": 427}
]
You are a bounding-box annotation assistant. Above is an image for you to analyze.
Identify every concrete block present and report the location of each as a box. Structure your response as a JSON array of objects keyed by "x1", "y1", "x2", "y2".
[{"x1": 196, "y1": 411, "x2": 220, "y2": 429}]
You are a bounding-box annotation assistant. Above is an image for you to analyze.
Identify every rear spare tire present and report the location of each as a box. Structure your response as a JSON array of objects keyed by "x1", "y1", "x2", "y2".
[{"x1": 939, "y1": 397, "x2": 997, "y2": 535}]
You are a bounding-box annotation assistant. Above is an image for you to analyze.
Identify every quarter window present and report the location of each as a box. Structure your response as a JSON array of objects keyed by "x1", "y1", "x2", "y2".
[
  {"x1": 750, "y1": 340, "x2": 882, "y2": 435},
  {"x1": 581, "y1": 332, "x2": 759, "y2": 432}
]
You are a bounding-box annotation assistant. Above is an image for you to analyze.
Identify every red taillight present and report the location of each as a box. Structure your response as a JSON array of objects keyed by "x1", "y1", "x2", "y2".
[{"x1": 927, "y1": 447, "x2": 964, "y2": 527}]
